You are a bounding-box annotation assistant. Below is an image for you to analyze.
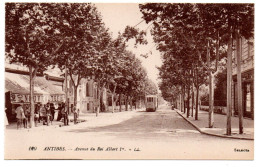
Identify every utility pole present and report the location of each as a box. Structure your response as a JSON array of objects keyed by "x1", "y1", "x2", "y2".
[
  {"x1": 226, "y1": 34, "x2": 232, "y2": 135},
  {"x1": 236, "y1": 29, "x2": 243, "y2": 134}
]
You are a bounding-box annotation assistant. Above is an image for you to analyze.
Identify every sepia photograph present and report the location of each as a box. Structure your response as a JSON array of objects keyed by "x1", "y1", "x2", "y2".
[{"x1": 2, "y1": 0, "x2": 255, "y2": 160}]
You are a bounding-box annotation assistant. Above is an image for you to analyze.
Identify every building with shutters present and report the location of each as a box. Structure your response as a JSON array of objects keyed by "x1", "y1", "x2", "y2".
[
  {"x1": 66, "y1": 77, "x2": 107, "y2": 114},
  {"x1": 232, "y1": 37, "x2": 254, "y2": 119}
]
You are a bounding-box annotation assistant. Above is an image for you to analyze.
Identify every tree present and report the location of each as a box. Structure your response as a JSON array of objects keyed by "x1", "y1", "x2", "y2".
[
  {"x1": 50, "y1": 3, "x2": 110, "y2": 115},
  {"x1": 196, "y1": 3, "x2": 254, "y2": 133},
  {"x1": 140, "y1": 3, "x2": 254, "y2": 130},
  {"x1": 5, "y1": 3, "x2": 64, "y2": 128}
]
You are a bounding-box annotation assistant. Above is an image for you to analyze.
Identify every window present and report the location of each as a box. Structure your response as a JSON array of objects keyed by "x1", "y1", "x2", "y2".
[{"x1": 147, "y1": 97, "x2": 153, "y2": 102}]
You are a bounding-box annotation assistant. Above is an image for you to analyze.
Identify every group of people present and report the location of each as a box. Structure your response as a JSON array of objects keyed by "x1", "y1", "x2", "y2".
[{"x1": 15, "y1": 101, "x2": 70, "y2": 129}]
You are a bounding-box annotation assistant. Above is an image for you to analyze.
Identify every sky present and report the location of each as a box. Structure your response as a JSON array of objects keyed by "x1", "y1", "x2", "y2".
[{"x1": 94, "y1": 3, "x2": 162, "y2": 86}]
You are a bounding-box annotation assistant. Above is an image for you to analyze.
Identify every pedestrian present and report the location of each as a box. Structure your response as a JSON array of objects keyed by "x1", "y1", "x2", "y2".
[
  {"x1": 24, "y1": 104, "x2": 30, "y2": 128},
  {"x1": 15, "y1": 104, "x2": 25, "y2": 129},
  {"x1": 61, "y1": 103, "x2": 66, "y2": 124},
  {"x1": 65, "y1": 107, "x2": 69, "y2": 126},
  {"x1": 45, "y1": 104, "x2": 51, "y2": 126},
  {"x1": 73, "y1": 106, "x2": 77, "y2": 124},
  {"x1": 57, "y1": 103, "x2": 62, "y2": 121},
  {"x1": 50, "y1": 103, "x2": 55, "y2": 121},
  {"x1": 46, "y1": 103, "x2": 52, "y2": 126},
  {"x1": 34, "y1": 104, "x2": 40, "y2": 127},
  {"x1": 77, "y1": 108, "x2": 80, "y2": 118},
  {"x1": 5, "y1": 108, "x2": 9, "y2": 128},
  {"x1": 40, "y1": 104, "x2": 47, "y2": 125},
  {"x1": 37, "y1": 103, "x2": 42, "y2": 123}
]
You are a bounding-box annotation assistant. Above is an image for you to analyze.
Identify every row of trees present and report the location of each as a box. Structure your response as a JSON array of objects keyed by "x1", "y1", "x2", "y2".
[
  {"x1": 5, "y1": 3, "x2": 157, "y2": 128},
  {"x1": 139, "y1": 3, "x2": 254, "y2": 134}
]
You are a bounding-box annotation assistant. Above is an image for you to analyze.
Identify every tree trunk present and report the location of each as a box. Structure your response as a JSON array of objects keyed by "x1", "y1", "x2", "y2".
[
  {"x1": 119, "y1": 93, "x2": 122, "y2": 112},
  {"x1": 130, "y1": 97, "x2": 133, "y2": 111},
  {"x1": 64, "y1": 63, "x2": 68, "y2": 123},
  {"x1": 187, "y1": 82, "x2": 190, "y2": 118},
  {"x1": 182, "y1": 85, "x2": 186, "y2": 113},
  {"x1": 29, "y1": 65, "x2": 35, "y2": 128},
  {"x1": 96, "y1": 81, "x2": 101, "y2": 117},
  {"x1": 73, "y1": 85, "x2": 78, "y2": 115},
  {"x1": 236, "y1": 30, "x2": 243, "y2": 134},
  {"x1": 192, "y1": 84, "x2": 194, "y2": 117},
  {"x1": 226, "y1": 35, "x2": 232, "y2": 135},
  {"x1": 112, "y1": 93, "x2": 115, "y2": 113},
  {"x1": 195, "y1": 85, "x2": 199, "y2": 120},
  {"x1": 191, "y1": 70, "x2": 195, "y2": 117},
  {"x1": 208, "y1": 72, "x2": 214, "y2": 128},
  {"x1": 207, "y1": 42, "x2": 214, "y2": 128},
  {"x1": 125, "y1": 96, "x2": 128, "y2": 111},
  {"x1": 111, "y1": 84, "x2": 117, "y2": 113},
  {"x1": 100, "y1": 85, "x2": 106, "y2": 112},
  {"x1": 179, "y1": 94, "x2": 182, "y2": 111}
]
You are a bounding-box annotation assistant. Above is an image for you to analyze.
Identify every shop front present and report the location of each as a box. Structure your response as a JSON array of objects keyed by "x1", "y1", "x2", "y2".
[{"x1": 5, "y1": 71, "x2": 65, "y2": 122}]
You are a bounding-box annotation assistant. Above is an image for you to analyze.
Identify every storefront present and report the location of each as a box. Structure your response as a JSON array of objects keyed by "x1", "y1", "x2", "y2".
[{"x1": 5, "y1": 71, "x2": 65, "y2": 122}]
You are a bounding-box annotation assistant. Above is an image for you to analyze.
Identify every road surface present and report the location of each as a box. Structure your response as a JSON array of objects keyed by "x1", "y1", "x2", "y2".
[{"x1": 5, "y1": 108, "x2": 253, "y2": 159}]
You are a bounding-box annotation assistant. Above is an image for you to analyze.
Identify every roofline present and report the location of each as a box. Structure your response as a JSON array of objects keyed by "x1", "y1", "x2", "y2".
[
  {"x1": 5, "y1": 68, "x2": 44, "y2": 77},
  {"x1": 5, "y1": 68, "x2": 64, "y2": 82}
]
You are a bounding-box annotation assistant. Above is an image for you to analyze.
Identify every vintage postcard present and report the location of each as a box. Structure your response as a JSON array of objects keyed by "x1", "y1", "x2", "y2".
[{"x1": 4, "y1": 2, "x2": 254, "y2": 160}]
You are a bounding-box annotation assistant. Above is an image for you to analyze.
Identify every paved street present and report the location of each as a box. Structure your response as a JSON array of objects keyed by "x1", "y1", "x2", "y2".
[{"x1": 5, "y1": 107, "x2": 253, "y2": 159}]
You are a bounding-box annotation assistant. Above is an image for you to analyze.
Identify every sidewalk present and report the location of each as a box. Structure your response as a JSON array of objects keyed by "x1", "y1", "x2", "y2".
[
  {"x1": 175, "y1": 109, "x2": 254, "y2": 140},
  {"x1": 5, "y1": 108, "x2": 145, "y2": 131}
]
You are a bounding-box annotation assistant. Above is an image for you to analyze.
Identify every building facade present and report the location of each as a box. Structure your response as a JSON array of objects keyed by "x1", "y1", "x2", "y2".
[
  {"x1": 232, "y1": 37, "x2": 254, "y2": 119},
  {"x1": 66, "y1": 77, "x2": 107, "y2": 114}
]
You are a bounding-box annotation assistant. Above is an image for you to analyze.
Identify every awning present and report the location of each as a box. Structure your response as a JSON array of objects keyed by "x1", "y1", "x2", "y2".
[
  {"x1": 5, "y1": 72, "x2": 64, "y2": 95},
  {"x1": 5, "y1": 72, "x2": 48, "y2": 94},
  {"x1": 33, "y1": 77, "x2": 64, "y2": 95}
]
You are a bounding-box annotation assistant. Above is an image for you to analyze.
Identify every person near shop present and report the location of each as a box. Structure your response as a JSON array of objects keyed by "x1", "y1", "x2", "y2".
[
  {"x1": 57, "y1": 103, "x2": 62, "y2": 121},
  {"x1": 40, "y1": 104, "x2": 47, "y2": 125},
  {"x1": 5, "y1": 108, "x2": 9, "y2": 128},
  {"x1": 61, "y1": 103, "x2": 69, "y2": 125},
  {"x1": 36, "y1": 103, "x2": 41, "y2": 123},
  {"x1": 45, "y1": 104, "x2": 51, "y2": 126},
  {"x1": 65, "y1": 107, "x2": 69, "y2": 126},
  {"x1": 61, "y1": 103, "x2": 66, "y2": 124},
  {"x1": 24, "y1": 104, "x2": 30, "y2": 128},
  {"x1": 34, "y1": 104, "x2": 40, "y2": 127},
  {"x1": 50, "y1": 103, "x2": 55, "y2": 121},
  {"x1": 15, "y1": 104, "x2": 25, "y2": 129}
]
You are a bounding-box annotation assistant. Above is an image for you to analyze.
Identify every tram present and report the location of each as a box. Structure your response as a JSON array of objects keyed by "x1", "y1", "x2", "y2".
[{"x1": 145, "y1": 95, "x2": 158, "y2": 112}]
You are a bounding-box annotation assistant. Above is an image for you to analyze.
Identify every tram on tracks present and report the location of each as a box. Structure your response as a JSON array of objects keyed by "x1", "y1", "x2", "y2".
[{"x1": 145, "y1": 95, "x2": 158, "y2": 112}]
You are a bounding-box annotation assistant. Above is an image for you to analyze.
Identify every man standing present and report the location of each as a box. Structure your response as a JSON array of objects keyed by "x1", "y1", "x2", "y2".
[
  {"x1": 24, "y1": 104, "x2": 30, "y2": 128},
  {"x1": 15, "y1": 104, "x2": 25, "y2": 129}
]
